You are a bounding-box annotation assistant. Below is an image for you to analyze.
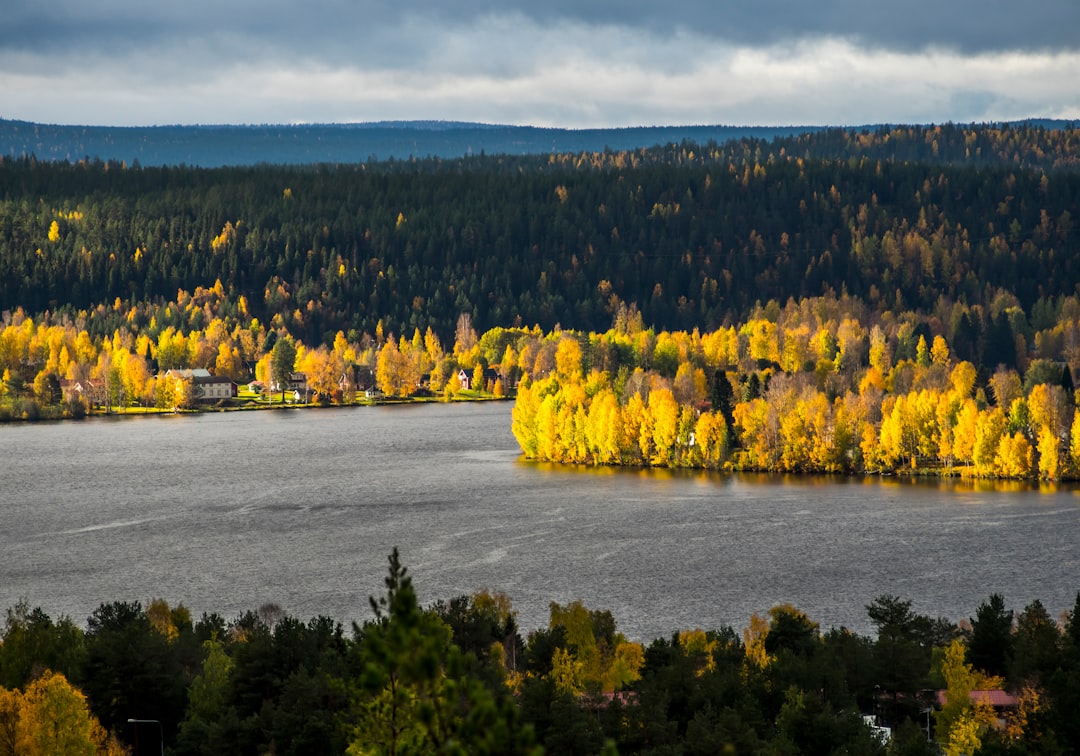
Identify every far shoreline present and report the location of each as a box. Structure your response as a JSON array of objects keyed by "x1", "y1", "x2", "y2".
[{"x1": 0, "y1": 390, "x2": 513, "y2": 424}]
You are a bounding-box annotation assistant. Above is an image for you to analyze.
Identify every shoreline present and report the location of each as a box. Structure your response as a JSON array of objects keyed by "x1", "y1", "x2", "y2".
[{"x1": 0, "y1": 391, "x2": 512, "y2": 424}]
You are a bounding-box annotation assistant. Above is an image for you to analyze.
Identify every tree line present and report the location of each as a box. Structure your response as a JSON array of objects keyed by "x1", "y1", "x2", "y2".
[
  {"x1": 508, "y1": 299, "x2": 1080, "y2": 479},
  {"x1": 8, "y1": 284, "x2": 1080, "y2": 482},
  {"x1": 2, "y1": 550, "x2": 1079, "y2": 755}
]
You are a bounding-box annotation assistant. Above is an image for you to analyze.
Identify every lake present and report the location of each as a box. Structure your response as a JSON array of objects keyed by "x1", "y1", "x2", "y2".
[{"x1": 3, "y1": 401, "x2": 1078, "y2": 641}]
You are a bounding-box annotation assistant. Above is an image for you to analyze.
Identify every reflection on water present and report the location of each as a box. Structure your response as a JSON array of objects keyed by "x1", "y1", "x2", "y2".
[
  {"x1": 2, "y1": 402, "x2": 1079, "y2": 641},
  {"x1": 862, "y1": 474, "x2": 1080, "y2": 496},
  {"x1": 524, "y1": 459, "x2": 735, "y2": 486},
  {"x1": 525, "y1": 459, "x2": 1080, "y2": 497}
]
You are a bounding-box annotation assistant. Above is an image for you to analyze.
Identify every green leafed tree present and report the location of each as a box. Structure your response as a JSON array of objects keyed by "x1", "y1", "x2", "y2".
[
  {"x1": 174, "y1": 638, "x2": 233, "y2": 753},
  {"x1": 271, "y1": 335, "x2": 297, "y2": 402},
  {"x1": 348, "y1": 549, "x2": 539, "y2": 756}
]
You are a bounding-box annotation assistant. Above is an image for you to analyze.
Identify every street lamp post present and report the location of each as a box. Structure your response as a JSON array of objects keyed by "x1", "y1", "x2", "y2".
[{"x1": 127, "y1": 718, "x2": 164, "y2": 756}]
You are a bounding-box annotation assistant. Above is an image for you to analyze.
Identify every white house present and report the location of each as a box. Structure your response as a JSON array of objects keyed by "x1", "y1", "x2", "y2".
[
  {"x1": 164, "y1": 368, "x2": 237, "y2": 402},
  {"x1": 193, "y1": 375, "x2": 237, "y2": 401}
]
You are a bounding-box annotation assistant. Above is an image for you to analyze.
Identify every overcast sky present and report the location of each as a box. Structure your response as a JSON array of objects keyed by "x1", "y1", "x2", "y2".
[{"x1": 2, "y1": 0, "x2": 1078, "y2": 127}]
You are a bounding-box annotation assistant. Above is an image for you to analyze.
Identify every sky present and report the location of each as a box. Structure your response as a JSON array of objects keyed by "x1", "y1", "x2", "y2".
[{"x1": 2, "y1": 0, "x2": 1079, "y2": 128}]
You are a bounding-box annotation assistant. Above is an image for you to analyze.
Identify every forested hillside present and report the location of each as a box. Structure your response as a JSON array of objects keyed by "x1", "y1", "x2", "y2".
[
  {"x1": 0, "y1": 119, "x2": 820, "y2": 167},
  {"x1": 2, "y1": 122, "x2": 1078, "y2": 348}
]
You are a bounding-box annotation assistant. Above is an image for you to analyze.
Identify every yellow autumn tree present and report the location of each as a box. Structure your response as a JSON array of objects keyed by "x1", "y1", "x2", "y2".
[
  {"x1": 778, "y1": 393, "x2": 811, "y2": 472},
  {"x1": 805, "y1": 392, "x2": 842, "y2": 471},
  {"x1": 973, "y1": 407, "x2": 1007, "y2": 475},
  {"x1": 554, "y1": 337, "x2": 584, "y2": 383},
  {"x1": 741, "y1": 318, "x2": 780, "y2": 364},
  {"x1": 548, "y1": 601, "x2": 601, "y2": 689},
  {"x1": 254, "y1": 352, "x2": 273, "y2": 392},
  {"x1": 835, "y1": 317, "x2": 867, "y2": 371},
  {"x1": 0, "y1": 686, "x2": 20, "y2": 754},
  {"x1": 118, "y1": 350, "x2": 153, "y2": 408},
  {"x1": 931, "y1": 334, "x2": 951, "y2": 368},
  {"x1": 1068, "y1": 409, "x2": 1080, "y2": 475},
  {"x1": 989, "y1": 368, "x2": 1023, "y2": 410},
  {"x1": 535, "y1": 393, "x2": 562, "y2": 461},
  {"x1": 693, "y1": 411, "x2": 728, "y2": 468},
  {"x1": 214, "y1": 342, "x2": 243, "y2": 381},
  {"x1": 510, "y1": 380, "x2": 541, "y2": 457},
  {"x1": 472, "y1": 362, "x2": 485, "y2": 394},
  {"x1": 951, "y1": 399, "x2": 980, "y2": 465},
  {"x1": 556, "y1": 387, "x2": 588, "y2": 463},
  {"x1": 585, "y1": 388, "x2": 621, "y2": 464},
  {"x1": 878, "y1": 395, "x2": 915, "y2": 468},
  {"x1": 677, "y1": 629, "x2": 718, "y2": 676},
  {"x1": 733, "y1": 397, "x2": 779, "y2": 469},
  {"x1": 936, "y1": 639, "x2": 1001, "y2": 756},
  {"x1": 604, "y1": 642, "x2": 645, "y2": 692},
  {"x1": 949, "y1": 361, "x2": 978, "y2": 399},
  {"x1": 701, "y1": 325, "x2": 739, "y2": 368},
  {"x1": 298, "y1": 344, "x2": 343, "y2": 402},
  {"x1": 868, "y1": 324, "x2": 892, "y2": 372},
  {"x1": 5, "y1": 671, "x2": 119, "y2": 756},
  {"x1": 550, "y1": 648, "x2": 586, "y2": 695},
  {"x1": 1037, "y1": 426, "x2": 1061, "y2": 479},
  {"x1": 743, "y1": 613, "x2": 771, "y2": 670},
  {"x1": 780, "y1": 323, "x2": 812, "y2": 373},
  {"x1": 443, "y1": 368, "x2": 461, "y2": 400},
  {"x1": 621, "y1": 392, "x2": 647, "y2": 464},
  {"x1": 173, "y1": 377, "x2": 196, "y2": 410},
  {"x1": 997, "y1": 432, "x2": 1033, "y2": 478},
  {"x1": 375, "y1": 338, "x2": 409, "y2": 398},
  {"x1": 146, "y1": 597, "x2": 185, "y2": 643},
  {"x1": 648, "y1": 388, "x2": 680, "y2": 465}
]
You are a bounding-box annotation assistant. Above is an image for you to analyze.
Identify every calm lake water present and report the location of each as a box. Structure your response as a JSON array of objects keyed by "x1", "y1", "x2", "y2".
[{"x1": 3, "y1": 401, "x2": 1079, "y2": 641}]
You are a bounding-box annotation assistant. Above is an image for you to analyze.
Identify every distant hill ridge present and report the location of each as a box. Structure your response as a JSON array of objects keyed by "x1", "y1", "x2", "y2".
[
  {"x1": 2, "y1": 118, "x2": 1073, "y2": 168},
  {"x1": 0, "y1": 119, "x2": 832, "y2": 167}
]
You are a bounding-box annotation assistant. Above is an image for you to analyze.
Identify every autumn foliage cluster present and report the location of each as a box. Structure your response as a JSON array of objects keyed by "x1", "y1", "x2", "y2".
[
  {"x1": 0, "y1": 287, "x2": 498, "y2": 417},
  {"x1": 6, "y1": 282, "x2": 1080, "y2": 481},
  {"x1": 509, "y1": 293, "x2": 1080, "y2": 479}
]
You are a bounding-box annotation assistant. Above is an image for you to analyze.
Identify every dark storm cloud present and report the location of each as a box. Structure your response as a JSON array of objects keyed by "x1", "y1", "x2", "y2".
[
  {"x1": 4, "y1": 0, "x2": 1077, "y2": 61},
  {"x1": 500, "y1": 0, "x2": 1080, "y2": 54},
  {"x1": 2, "y1": 0, "x2": 1077, "y2": 127}
]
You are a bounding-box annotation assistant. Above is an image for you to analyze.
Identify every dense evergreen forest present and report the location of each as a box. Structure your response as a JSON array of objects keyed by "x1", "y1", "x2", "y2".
[
  {"x1": 2, "y1": 122, "x2": 1079, "y2": 348},
  {"x1": 3, "y1": 551, "x2": 1080, "y2": 755}
]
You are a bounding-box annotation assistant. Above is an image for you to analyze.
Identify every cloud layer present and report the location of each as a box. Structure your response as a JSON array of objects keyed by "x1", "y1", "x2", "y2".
[{"x1": 3, "y1": 1, "x2": 1078, "y2": 126}]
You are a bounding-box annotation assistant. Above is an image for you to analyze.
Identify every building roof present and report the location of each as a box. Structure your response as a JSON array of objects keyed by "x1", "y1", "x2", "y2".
[
  {"x1": 193, "y1": 375, "x2": 235, "y2": 384},
  {"x1": 165, "y1": 368, "x2": 212, "y2": 379},
  {"x1": 935, "y1": 689, "x2": 1018, "y2": 708}
]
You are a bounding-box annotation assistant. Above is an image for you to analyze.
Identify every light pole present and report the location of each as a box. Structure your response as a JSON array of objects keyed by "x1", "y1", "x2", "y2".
[{"x1": 127, "y1": 718, "x2": 164, "y2": 756}]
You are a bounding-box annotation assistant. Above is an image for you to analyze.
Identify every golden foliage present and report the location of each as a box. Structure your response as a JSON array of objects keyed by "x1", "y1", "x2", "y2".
[
  {"x1": 0, "y1": 671, "x2": 115, "y2": 756},
  {"x1": 743, "y1": 613, "x2": 771, "y2": 670}
]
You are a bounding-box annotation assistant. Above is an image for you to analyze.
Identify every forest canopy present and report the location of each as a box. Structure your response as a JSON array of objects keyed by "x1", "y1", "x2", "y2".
[
  {"x1": 2, "y1": 122, "x2": 1079, "y2": 345},
  {"x1": 3, "y1": 552, "x2": 1080, "y2": 754}
]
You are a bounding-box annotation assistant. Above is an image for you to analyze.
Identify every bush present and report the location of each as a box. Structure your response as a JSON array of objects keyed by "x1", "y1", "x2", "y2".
[
  {"x1": 65, "y1": 398, "x2": 88, "y2": 419},
  {"x1": 14, "y1": 398, "x2": 41, "y2": 420}
]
